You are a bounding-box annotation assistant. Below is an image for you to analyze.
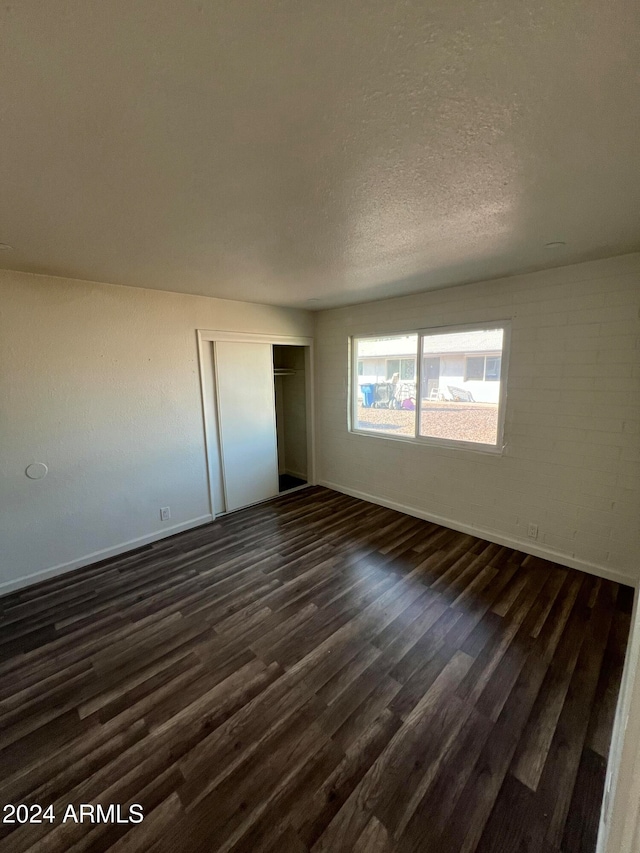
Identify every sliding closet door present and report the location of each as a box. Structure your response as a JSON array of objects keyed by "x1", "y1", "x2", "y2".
[{"x1": 214, "y1": 341, "x2": 279, "y2": 511}]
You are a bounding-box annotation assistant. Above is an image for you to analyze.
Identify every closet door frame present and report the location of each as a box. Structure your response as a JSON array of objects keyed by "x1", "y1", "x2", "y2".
[{"x1": 197, "y1": 330, "x2": 315, "y2": 518}]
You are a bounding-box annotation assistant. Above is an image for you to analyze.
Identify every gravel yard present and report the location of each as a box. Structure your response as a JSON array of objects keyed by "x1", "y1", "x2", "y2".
[{"x1": 356, "y1": 401, "x2": 499, "y2": 444}]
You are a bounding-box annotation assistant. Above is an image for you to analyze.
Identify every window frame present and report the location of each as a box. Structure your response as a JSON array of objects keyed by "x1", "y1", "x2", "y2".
[{"x1": 350, "y1": 321, "x2": 511, "y2": 454}]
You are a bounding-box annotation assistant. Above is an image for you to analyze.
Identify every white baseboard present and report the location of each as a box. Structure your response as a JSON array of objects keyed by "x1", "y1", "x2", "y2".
[
  {"x1": 318, "y1": 480, "x2": 637, "y2": 588},
  {"x1": 0, "y1": 514, "x2": 214, "y2": 596}
]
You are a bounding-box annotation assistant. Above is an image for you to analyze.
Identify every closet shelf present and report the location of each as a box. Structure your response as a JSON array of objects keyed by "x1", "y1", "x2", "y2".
[{"x1": 273, "y1": 368, "x2": 299, "y2": 376}]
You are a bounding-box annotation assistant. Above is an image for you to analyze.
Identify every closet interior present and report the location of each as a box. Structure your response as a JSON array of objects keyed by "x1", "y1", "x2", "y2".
[{"x1": 273, "y1": 345, "x2": 308, "y2": 493}]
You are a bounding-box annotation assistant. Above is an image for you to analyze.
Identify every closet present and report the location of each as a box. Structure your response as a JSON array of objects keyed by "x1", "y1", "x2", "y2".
[
  {"x1": 199, "y1": 334, "x2": 312, "y2": 515},
  {"x1": 215, "y1": 341, "x2": 279, "y2": 512},
  {"x1": 273, "y1": 345, "x2": 308, "y2": 493}
]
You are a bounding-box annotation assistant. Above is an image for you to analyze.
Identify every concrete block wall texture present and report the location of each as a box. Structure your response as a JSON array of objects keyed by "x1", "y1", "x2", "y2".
[
  {"x1": 314, "y1": 253, "x2": 640, "y2": 584},
  {"x1": 0, "y1": 269, "x2": 313, "y2": 593}
]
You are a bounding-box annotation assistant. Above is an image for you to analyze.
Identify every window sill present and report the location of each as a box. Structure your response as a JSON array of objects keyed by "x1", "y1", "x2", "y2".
[{"x1": 349, "y1": 428, "x2": 505, "y2": 456}]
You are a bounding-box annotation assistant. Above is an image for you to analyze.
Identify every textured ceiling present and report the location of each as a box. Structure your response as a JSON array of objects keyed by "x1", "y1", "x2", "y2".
[{"x1": 1, "y1": 1, "x2": 638, "y2": 308}]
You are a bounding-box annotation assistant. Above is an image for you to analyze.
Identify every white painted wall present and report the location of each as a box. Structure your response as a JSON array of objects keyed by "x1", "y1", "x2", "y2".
[
  {"x1": 598, "y1": 594, "x2": 640, "y2": 853},
  {"x1": 0, "y1": 269, "x2": 312, "y2": 593},
  {"x1": 315, "y1": 253, "x2": 640, "y2": 584}
]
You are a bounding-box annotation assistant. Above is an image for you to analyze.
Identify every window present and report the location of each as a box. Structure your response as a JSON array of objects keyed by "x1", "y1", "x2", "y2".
[
  {"x1": 464, "y1": 354, "x2": 502, "y2": 381},
  {"x1": 386, "y1": 358, "x2": 400, "y2": 380},
  {"x1": 386, "y1": 358, "x2": 416, "y2": 380},
  {"x1": 400, "y1": 358, "x2": 416, "y2": 380},
  {"x1": 465, "y1": 357, "x2": 485, "y2": 381},
  {"x1": 352, "y1": 323, "x2": 508, "y2": 450},
  {"x1": 353, "y1": 335, "x2": 418, "y2": 436},
  {"x1": 485, "y1": 356, "x2": 501, "y2": 381}
]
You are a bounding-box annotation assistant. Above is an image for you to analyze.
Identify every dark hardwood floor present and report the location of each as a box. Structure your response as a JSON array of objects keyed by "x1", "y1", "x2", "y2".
[{"x1": 0, "y1": 487, "x2": 632, "y2": 853}]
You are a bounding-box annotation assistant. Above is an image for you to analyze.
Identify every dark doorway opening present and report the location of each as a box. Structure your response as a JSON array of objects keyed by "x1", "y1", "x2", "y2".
[{"x1": 278, "y1": 473, "x2": 306, "y2": 492}]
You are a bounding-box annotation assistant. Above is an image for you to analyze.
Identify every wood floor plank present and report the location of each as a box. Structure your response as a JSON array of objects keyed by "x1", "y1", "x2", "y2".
[
  {"x1": 0, "y1": 486, "x2": 631, "y2": 853},
  {"x1": 312, "y1": 652, "x2": 473, "y2": 851},
  {"x1": 353, "y1": 816, "x2": 393, "y2": 853},
  {"x1": 510, "y1": 574, "x2": 595, "y2": 791},
  {"x1": 533, "y1": 580, "x2": 616, "y2": 849},
  {"x1": 296, "y1": 708, "x2": 400, "y2": 848},
  {"x1": 474, "y1": 774, "x2": 548, "y2": 853},
  {"x1": 399, "y1": 708, "x2": 494, "y2": 852},
  {"x1": 561, "y1": 747, "x2": 608, "y2": 853}
]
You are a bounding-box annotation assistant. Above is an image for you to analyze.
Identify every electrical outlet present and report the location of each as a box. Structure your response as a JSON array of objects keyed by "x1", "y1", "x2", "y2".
[
  {"x1": 527, "y1": 523, "x2": 538, "y2": 539},
  {"x1": 160, "y1": 506, "x2": 171, "y2": 522}
]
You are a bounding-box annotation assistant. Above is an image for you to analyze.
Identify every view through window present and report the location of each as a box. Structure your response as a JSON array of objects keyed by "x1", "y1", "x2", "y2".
[{"x1": 353, "y1": 325, "x2": 507, "y2": 448}]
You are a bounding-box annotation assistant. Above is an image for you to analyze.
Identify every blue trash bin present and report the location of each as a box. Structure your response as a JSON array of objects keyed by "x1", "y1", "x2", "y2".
[{"x1": 360, "y1": 383, "x2": 375, "y2": 407}]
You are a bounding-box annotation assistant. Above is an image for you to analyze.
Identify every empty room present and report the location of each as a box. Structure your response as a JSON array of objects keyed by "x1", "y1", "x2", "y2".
[{"x1": 1, "y1": 2, "x2": 639, "y2": 852}]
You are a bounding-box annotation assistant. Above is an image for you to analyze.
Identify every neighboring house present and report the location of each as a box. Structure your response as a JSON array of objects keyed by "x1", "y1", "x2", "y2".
[{"x1": 357, "y1": 329, "x2": 503, "y2": 403}]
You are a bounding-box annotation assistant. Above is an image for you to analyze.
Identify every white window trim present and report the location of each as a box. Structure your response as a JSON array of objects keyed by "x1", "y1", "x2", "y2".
[{"x1": 349, "y1": 321, "x2": 511, "y2": 454}]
